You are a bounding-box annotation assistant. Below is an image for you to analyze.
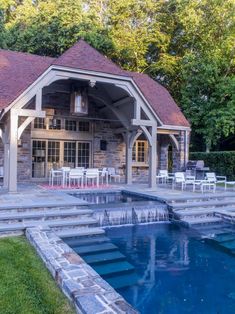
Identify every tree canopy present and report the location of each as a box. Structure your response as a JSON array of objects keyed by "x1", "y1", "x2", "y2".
[{"x1": 0, "y1": 0, "x2": 234, "y2": 151}]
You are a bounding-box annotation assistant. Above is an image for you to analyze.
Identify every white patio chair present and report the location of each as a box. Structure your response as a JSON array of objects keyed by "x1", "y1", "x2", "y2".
[
  {"x1": 69, "y1": 168, "x2": 84, "y2": 188},
  {"x1": 100, "y1": 167, "x2": 108, "y2": 184},
  {"x1": 0, "y1": 166, "x2": 3, "y2": 179},
  {"x1": 85, "y1": 168, "x2": 99, "y2": 187},
  {"x1": 0, "y1": 166, "x2": 3, "y2": 187},
  {"x1": 173, "y1": 172, "x2": 196, "y2": 191},
  {"x1": 205, "y1": 172, "x2": 226, "y2": 190},
  {"x1": 61, "y1": 167, "x2": 71, "y2": 187},
  {"x1": 156, "y1": 170, "x2": 174, "y2": 184},
  {"x1": 108, "y1": 167, "x2": 121, "y2": 183},
  {"x1": 49, "y1": 169, "x2": 63, "y2": 186}
]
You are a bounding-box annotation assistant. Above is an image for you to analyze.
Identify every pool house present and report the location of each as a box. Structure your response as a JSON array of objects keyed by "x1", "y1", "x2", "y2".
[{"x1": 0, "y1": 40, "x2": 190, "y2": 192}]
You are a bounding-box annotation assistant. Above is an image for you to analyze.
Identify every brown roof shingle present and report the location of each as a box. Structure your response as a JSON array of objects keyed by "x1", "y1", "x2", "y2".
[
  {"x1": 0, "y1": 49, "x2": 54, "y2": 110},
  {"x1": 0, "y1": 40, "x2": 189, "y2": 127}
]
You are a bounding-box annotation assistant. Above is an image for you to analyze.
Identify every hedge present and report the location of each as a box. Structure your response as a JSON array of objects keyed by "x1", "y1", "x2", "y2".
[{"x1": 190, "y1": 151, "x2": 235, "y2": 180}]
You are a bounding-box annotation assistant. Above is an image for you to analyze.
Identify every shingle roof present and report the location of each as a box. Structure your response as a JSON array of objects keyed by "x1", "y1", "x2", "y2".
[
  {"x1": 0, "y1": 40, "x2": 189, "y2": 127},
  {"x1": 54, "y1": 40, "x2": 124, "y2": 76},
  {"x1": 0, "y1": 49, "x2": 54, "y2": 110}
]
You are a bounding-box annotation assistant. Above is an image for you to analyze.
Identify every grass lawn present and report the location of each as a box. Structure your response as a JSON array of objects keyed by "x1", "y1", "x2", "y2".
[{"x1": 0, "y1": 236, "x2": 75, "y2": 314}]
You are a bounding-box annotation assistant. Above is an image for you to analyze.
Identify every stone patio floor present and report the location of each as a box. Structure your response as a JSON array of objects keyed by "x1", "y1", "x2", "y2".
[{"x1": 0, "y1": 182, "x2": 234, "y2": 209}]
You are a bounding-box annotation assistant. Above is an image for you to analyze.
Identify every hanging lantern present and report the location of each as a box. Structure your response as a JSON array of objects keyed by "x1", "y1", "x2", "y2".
[{"x1": 70, "y1": 89, "x2": 88, "y2": 115}]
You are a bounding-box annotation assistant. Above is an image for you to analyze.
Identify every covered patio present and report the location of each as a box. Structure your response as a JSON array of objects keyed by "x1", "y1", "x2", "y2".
[{"x1": 0, "y1": 40, "x2": 190, "y2": 193}]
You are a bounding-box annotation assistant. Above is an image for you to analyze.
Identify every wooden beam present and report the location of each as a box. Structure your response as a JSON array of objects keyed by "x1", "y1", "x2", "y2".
[
  {"x1": 157, "y1": 129, "x2": 180, "y2": 135},
  {"x1": 112, "y1": 96, "x2": 133, "y2": 108},
  {"x1": 16, "y1": 109, "x2": 46, "y2": 118},
  {"x1": 132, "y1": 119, "x2": 154, "y2": 127},
  {"x1": 18, "y1": 117, "x2": 34, "y2": 140}
]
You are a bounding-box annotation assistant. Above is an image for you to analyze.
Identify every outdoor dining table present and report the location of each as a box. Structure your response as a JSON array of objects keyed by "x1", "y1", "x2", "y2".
[{"x1": 51, "y1": 168, "x2": 108, "y2": 187}]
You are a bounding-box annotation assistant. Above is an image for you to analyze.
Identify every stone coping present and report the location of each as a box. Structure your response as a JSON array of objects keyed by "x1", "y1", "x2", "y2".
[{"x1": 26, "y1": 227, "x2": 138, "y2": 314}]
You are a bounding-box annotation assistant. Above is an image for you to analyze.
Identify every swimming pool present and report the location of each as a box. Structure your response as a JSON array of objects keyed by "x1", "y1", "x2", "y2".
[
  {"x1": 71, "y1": 191, "x2": 168, "y2": 226},
  {"x1": 104, "y1": 224, "x2": 235, "y2": 314},
  {"x1": 71, "y1": 191, "x2": 159, "y2": 204}
]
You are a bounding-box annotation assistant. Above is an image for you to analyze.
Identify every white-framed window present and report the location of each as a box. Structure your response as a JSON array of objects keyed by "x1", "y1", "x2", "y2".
[
  {"x1": 49, "y1": 118, "x2": 61, "y2": 130},
  {"x1": 34, "y1": 118, "x2": 46, "y2": 129},
  {"x1": 31, "y1": 140, "x2": 91, "y2": 178},
  {"x1": 132, "y1": 140, "x2": 148, "y2": 164}
]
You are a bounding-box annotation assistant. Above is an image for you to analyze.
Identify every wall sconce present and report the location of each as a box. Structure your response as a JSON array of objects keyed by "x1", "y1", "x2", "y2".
[{"x1": 100, "y1": 140, "x2": 107, "y2": 151}]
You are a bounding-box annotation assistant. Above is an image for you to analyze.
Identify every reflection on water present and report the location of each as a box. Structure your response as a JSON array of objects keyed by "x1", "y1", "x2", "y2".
[{"x1": 106, "y1": 224, "x2": 235, "y2": 314}]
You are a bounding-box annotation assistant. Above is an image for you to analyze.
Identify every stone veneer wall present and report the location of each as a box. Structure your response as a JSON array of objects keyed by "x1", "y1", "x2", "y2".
[
  {"x1": 0, "y1": 119, "x2": 188, "y2": 182},
  {"x1": 18, "y1": 126, "x2": 32, "y2": 181},
  {"x1": 26, "y1": 227, "x2": 138, "y2": 314},
  {"x1": 0, "y1": 140, "x2": 3, "y2": 167},
  {"x1": 93, "y1": 121, "x2": 125, "y2": 170}
]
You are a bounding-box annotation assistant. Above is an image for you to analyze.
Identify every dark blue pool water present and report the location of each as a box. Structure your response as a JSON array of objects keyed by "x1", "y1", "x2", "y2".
[
  {"x1": 71, "y1": 191, "x2": 160, "y2": 205},
  {"x1": 106, "y1": 224, "x2": 235, "y2": 314}
]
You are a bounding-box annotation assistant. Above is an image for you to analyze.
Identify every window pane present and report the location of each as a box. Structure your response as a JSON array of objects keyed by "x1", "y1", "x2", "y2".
[
  {"x1": 77, "y1": 142, "x2": 90, "y2": 168},
  {"x1": 32, "y1": 140, "x2": 46, "y2": 178},
  {"x1": 64, "y1": 142, "x2": 76, "y2": 167},
  {"x1": 78, "y1": 121, "x2": 90, "y2": 132},
  {"x1": 47, "y1": 141, "x2": 60, "y2": 169},
  {"x1": 49, "y1": 119, "x2": 61, "y2": 130},
  {"x1": 34, "y1": 118, "x2": 45, "y2": 129},
  {"x1": 65, "y1": 120, "x2": 77, "y2": 131}
]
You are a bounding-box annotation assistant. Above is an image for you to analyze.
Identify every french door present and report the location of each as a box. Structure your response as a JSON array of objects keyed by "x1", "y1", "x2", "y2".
[{"x1": 32, "y1": 140, "x2": 91, "y2": 178}]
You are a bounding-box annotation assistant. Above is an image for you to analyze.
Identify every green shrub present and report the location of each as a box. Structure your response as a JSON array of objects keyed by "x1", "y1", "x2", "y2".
[{"x1": 190, "y1": 151, "x2": 235, "y2": 180}]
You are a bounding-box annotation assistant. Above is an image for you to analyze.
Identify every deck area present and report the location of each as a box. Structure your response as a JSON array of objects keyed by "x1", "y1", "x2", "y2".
[{"x1": 0, "y1": 182, "x2": 235, "y2": 237}]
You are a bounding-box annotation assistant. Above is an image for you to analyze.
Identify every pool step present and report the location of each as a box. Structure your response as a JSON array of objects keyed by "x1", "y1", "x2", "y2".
[
  {"x1": 57, "y1": 227, "x2": 105, "y2": 239},
  {"x1": 0, "y1": 208, "x2": 93, "y2": 222},
  {"x1": 220, "y1": 240, "x2": 235, "y2": 250},
  {"x1": 182, "y1": 217, "x2": 222, "y2": 226},
  {"x1": 171, "y1": 199, "x2": 235, "y2": 210},
  {"x1": 212, "y1": 233, "x2": 235, "y2": 243},
  {"x1": 0, "y1": 217, "x2": 98, "y2": 233},
  {"x1": 64, "y1": 235, "x2": 110, "y2": 247},
  {"x1": 105, "y1": 272, "x2": 139, "y2": 290},
  {"x1": 74, "y1": 242, "x2": 118, "y2": 255},
  {"x1": 82, "y1": 251, "x2": 126, "y2": 265},
  {"x1": 93, "y1": 261, "x2": 135, "y2": 277}
]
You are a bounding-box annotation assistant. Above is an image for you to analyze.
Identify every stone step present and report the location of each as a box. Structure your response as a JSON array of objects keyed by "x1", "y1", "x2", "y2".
[
  {"x1": 0, "y1": 208, "x2": 93, "y2": 222},
  {"x1": 193, "y1": 223, "x2": 233, "y2": 235},
  {"x1": 183, "y1": 217, "x2": 222, "y2": 226},
  {"x1": 175, "y1": 208, "x2": 215, "y2": 217},
  {"x1": 83, "y1": 251, "x2": 126, "y2": 265},
  {"x1": 0, "y1": 205, "x2": 90, "y2": 215},
  {"x1": 57, "y1": 227, "x2": 105, "y2": 239},
  {"x1": 171, "y1": 199, "x2": 235, "y2": 210},
  {"x1": 0, "y1": 217, "x2": 97, "y2": 232},
  {"x1": 167, "y1": 193, "x2": 235, "y2": 204},
  {"x1": 212, "y1": 233, "x2": 235, "y2": 243},
  {"x1": 74, "y1": 242, "x2": 118, "y2": 255},
  {"x1": 94, "y1": 261, "x2": 135, "y2": 277},
  {"x1": 64, "y1": 235, "x2": 110, "y2": 247},
  {"x1": 105, "y1": 272, "x2": 139, "y2": 289}
]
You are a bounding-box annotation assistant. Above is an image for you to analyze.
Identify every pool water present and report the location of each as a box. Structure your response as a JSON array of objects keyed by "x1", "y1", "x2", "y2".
[
  {"x1": 71, "y1": 191, "x2": 159, "y2": 205},
  {"x1": 105, "y1": 224, "x2": 235, "y2": 314},
  {"x1": 71, "y1": 192, "x2": 168, "y2": 226}
]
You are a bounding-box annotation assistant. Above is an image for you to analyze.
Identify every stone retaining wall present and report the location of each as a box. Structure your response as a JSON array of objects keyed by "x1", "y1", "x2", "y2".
[{"x1": 26, "y1": 227, "x2": 138, "y2": 314}]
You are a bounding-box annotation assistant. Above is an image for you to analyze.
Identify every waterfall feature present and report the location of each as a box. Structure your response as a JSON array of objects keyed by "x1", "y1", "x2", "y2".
[{"x1": 93, "y1": 205, "x2": 169, "y2": 227}]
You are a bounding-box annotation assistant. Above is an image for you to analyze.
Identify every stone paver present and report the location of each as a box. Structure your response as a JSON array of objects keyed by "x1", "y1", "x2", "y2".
[{"x1": 26, "y1": 226, "x2": 138, "y2": 314}]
